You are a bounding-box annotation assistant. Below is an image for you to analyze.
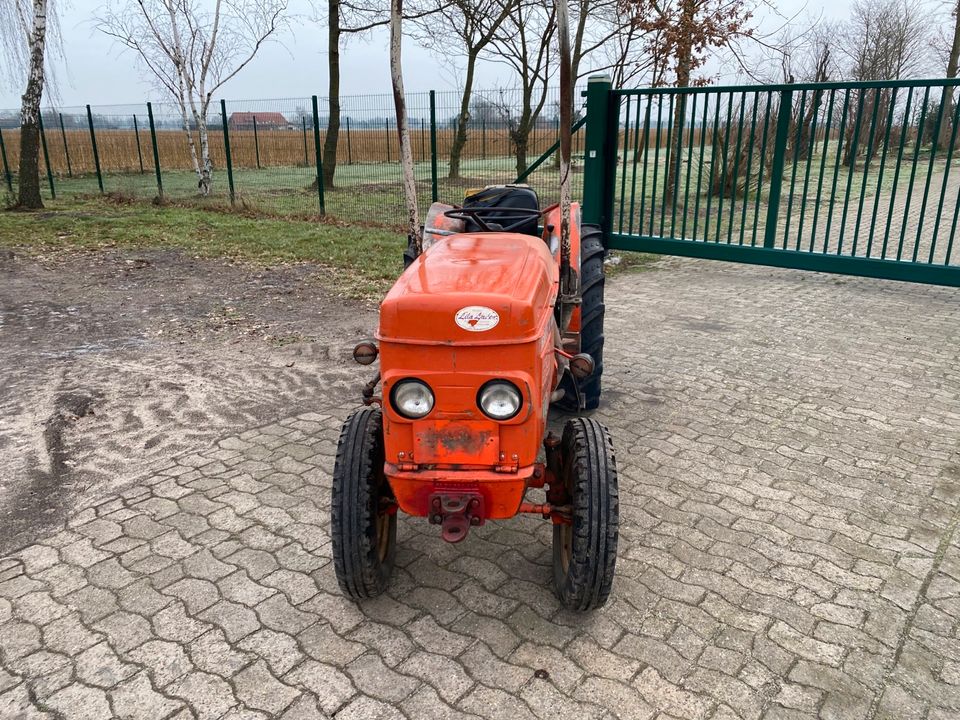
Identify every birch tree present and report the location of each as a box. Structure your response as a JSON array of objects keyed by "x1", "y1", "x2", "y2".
[
  {"x1": 1, "y1": 0, "x2": 58, "y2": 208},
  {"x1": 98, "y1": 0, "x2": 288, "y2": 195},
  {"x1": 390, "y1": 0, "x2": 422, "y2": 252}
]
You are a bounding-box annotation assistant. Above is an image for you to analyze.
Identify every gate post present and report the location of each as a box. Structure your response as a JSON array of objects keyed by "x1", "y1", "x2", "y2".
[
  {"x1": 582, "y1": 75, "x2": 619, "y2": 243},
  {"x1": 763, "y1": 87, "x2": 793, "y2": 248}
]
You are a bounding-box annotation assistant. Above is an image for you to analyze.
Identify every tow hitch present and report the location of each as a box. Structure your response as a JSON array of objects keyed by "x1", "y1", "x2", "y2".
[{"x1": 428, "y1": 491, "x2": 485, "y2": 543}]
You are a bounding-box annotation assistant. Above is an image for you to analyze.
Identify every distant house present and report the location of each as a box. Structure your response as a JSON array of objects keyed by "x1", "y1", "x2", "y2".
[{"x1": 228, "y1": 112, "x2": 289, "y2": 130}]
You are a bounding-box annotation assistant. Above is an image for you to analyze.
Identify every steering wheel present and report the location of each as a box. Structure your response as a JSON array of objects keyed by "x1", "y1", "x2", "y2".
[{"x1": 444, "y1": 206, "x2": 543, "y2": 233}]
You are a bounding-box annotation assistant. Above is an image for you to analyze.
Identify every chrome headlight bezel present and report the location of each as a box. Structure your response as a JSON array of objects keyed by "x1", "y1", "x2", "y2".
[
  {"x1": 477, "y1": 380, "x2": 523, "y2": 421},
  {"x1": 390, "y1": 378, "x2": 435, "y2": 419}
]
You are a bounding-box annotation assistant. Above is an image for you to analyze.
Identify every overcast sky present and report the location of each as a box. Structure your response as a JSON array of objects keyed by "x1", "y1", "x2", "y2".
[{"x1": 1, "y1": 0, "x2": 861, "y2": 111}]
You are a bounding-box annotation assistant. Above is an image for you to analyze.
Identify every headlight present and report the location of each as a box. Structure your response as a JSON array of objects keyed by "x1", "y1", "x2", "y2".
[
  {"x1": 478, "y1": 380, "x2": 522, "y2": 420},
  {"x1": 390, "y1": 379, "x2": 434, "y2": 419}
]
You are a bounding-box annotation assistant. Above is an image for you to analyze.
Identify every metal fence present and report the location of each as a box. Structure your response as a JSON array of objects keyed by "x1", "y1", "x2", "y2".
[
  {"x1": 0, "y1": 87, "x2": 587, "y2": 224},
  {"x1": 581, "y1": 77, "x2": 960, "y2": 286}
]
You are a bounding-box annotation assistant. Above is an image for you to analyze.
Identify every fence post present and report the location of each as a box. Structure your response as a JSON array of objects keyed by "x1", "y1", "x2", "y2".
[
  {"x1": 59, "y1": 113, "x2": 73, "y2": 177},
  {"x1": 38, "y1": 114, "x2": 56, "y2": 199},
  {"x1": 385, "y1": 118, "x2": 391, "y2": 163},
  {"x1": 133, "y1": 115, "x2": 144, "y2": 173},
  {"x1": 301, "y1": 117, "x2": 308, "y2": 166},
  {"x1": 420, "y1": 118, "x2": 425, "y2": 163},
  {"x1": 311, "y1": 95, "x2": 326, "y2": 215},
  {"x1": 429, "y1": 90, "x2": 438, "y2": 202},
  {"x1": 346, "y1": 116, "x2": 352, "y2": 165},
  {"x1": 253, "y1": 116, "x2": 261, "y2": 169},
  {"x1": 86, "y1": 105, "x2": 104, "y2": 193},
  {"x1": 762, "y1": 87, "x2": 793, "y2": 249},
  {"x1": 147, "y1": 102, "x2": 163, "y2": 200},
  {"x1": 220, "y1": 99, "x2": 235, "y2": 205},
  {"x1": 482, "y1": 117, "x2": 486, "y2": 160},
  {"x1": 0, "y1": 126, "x2": 11, "y2": 193},
  {"x1": 582, "y1": 75, "x2": 618, "y2": 238}
]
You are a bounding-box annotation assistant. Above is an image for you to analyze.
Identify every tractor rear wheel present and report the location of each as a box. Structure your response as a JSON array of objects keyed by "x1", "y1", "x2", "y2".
[
  {"x1": 332, "y1": 407, "x2": 397, "y2": 599},
  {"x1": 555, "y1": 224, "x2": 605, "y2": 411},
  {"x1": 552, "y1": 417, "x2": 619, "y2": 611}
]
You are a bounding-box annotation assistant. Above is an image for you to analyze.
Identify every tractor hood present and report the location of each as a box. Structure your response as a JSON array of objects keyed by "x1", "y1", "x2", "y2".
[{"x1": 378, "y1": 233, "x2": 559, "y2": 345}]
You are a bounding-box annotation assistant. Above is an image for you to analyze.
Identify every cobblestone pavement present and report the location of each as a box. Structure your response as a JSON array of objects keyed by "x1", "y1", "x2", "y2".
[{"x1": 2, "y1": 259, "x2": 959, "y2": 719}]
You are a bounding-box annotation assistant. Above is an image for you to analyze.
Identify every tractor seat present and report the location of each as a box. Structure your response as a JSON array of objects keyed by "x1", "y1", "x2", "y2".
[{"x1": 462, "y1": 185, "x2": 540, "y2": 237}]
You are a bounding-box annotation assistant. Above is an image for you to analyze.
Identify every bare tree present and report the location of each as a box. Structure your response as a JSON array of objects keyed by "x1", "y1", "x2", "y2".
[
  {"x1": 839, "y1": 0, "x2": 933, "y2": 80},
  {"x1": 390, "y1": 0, "x2": 421, "y2": 252},
  {"x1": 98, "y1": 0, "x2": 289, "y2": 196},
  {"x1": 489, "y1": 0, "x2": 557, "y2": 176},
  {"x1": 938, "y1": 0, "x2": 959, "y2": 147},
  {"x1": 411, "y1": 0, "x2": 514, "y2": 180},
  {"x1": 838, "y1": 0, "x2": 933, "y2": 166},
  {"x1": 314, "y1": 0, "x2": 439, "y2": 190},
  {"x1": 1, "y1": 0, "x2": 59, "y2": 208}
]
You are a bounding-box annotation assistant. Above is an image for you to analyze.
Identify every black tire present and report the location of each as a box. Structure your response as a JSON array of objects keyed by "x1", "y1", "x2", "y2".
[
  {"x1": 552, "y1": 417, "x2": 619, "y2": 611},
  {"x1": 332, "y1": 407, "x2": 396, "y2": 599},
  {"x1": 555, "y1": 224, "x2": 605, "y2": 411}
]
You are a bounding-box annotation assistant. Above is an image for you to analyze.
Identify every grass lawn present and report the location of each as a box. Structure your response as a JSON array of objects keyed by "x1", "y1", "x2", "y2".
[
  {"x1": 0, "y1": 195, "x2": 658, "y2": 300},
  {"x1": 0, "y1": 196, "x2": 407, "y2": 299}
]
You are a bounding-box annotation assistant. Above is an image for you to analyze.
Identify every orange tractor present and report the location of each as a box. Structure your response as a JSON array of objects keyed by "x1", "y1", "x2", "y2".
[{"x1": 332, "y1": 188, "x2": 620, "y2": 611}]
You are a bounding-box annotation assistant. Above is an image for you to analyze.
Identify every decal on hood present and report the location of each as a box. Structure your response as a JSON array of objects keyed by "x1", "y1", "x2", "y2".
[{"x1": 455, "y1": 306, "x2": 500, "y2": 332}]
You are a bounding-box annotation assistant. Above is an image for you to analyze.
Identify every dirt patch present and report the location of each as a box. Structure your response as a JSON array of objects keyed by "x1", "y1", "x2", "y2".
[{"x1": 0, "y1": 246, "x2": 378, "y2": 554}]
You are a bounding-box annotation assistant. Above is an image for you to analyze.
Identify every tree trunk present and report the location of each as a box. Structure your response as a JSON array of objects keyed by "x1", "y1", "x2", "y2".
[
  {"x1": 196, "y1": 104, "x2": 212, "y2": 195},
  {"x1": 448, "y1": 50, "x2": 479, "y2": 180},
  {"x1": 323, "y1": 0, "x2": 341, "y2": 190},
  {"x1": 939, "y1": 0, "x2": 960, "y2": 149},
  {"x1": 17, "y1": 0, "x2": 49, "y2": 210},
  {"x1": 390, "y1": 0, "x2": 421, "y2": 252},
  {"x1": 664, "y1": 0, "x2": 694, "y2": 204}
]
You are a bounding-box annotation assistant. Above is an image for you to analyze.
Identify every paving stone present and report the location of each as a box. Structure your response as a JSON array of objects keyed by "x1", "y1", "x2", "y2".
[
  {"x1": 262, "y1": 569, "x2": 319, "y2": 604},
  {"x1": 64, "y1": 585, "x2": 119, "y2": 624},
  {"x1": 235, "y1": 660, "x2": 302, "y2": 714},
  {"x1": 458, "y1": 686, "x2": 538, "y2": 720},
  {"x1": 109, "y1": 671, "x2": 184, "y2": 719},
  {"x1": 238, "y1": 628, "x2": 303, "y2": 675},
  {"x1": 75, "y1": 641, "x2": 138, "y2": 688},
  {"x1": 127, "y1": 639, "x2": 194, "y2": 687},
  {"x1": 95, "y1": 610, "x2": 153, "y2": 653},
  {"x1": 13, "y1": 591, "x2": 70, "y2": 626},
  {"x1": 298, "y1": 622, "x2": 365, "y2": 665},
  {"x1": 189, "y1": 629, "x2": 255, "y2": 677},
  {"x1": 279, "y1": 693, "x2": 328, "y2": 720},
  {"x1": 284, "y1": 659, "x2": 356, "y2": 715},
  {"x1": 167, "y1": 670, "x2": 238, "y2": 720},
  {"x1": 336, "y1": 694, "x2": 406, "y2": 720},
  {"x1": 255, "y1": 593, "x2": 317, "y2": 633},
  {"x1": 198, "y1": 600, "x2": 260, "y2": 643},
  {"x1": 45, "y1": 683, "x2": 112, "y2": 719},
  {"x1": 163, "y1": 578, "x2": 221, "y2": 614},
  {"x1": 153, "y1": 602, "x2": 211, "y2": 644},
  {"x1": 43, "y1": 614, "x2": 101, "y2": 656},
  {"x1": 345, "y1": 652, "x2": 419, "y2": 703},
  {"x1": 398, "y1": 650, "x2": 475, "y2": 703}
]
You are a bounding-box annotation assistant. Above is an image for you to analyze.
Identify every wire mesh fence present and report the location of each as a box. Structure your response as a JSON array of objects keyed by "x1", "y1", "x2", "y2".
[{"x1": 0, "y1": 86, "x2": 587, "y2": 224}]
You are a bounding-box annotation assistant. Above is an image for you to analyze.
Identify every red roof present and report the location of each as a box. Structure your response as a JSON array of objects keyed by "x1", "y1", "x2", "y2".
[{"x1": 228, "y1": 112, "x2": 288, "y2": 125}]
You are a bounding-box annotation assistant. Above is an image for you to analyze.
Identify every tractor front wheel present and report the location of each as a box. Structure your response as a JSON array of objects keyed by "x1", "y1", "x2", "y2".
[
  {"x1": 552, "y1": 417, "x2": 619, "y2": 611},
  {"x1": 332, "y1": 407, "x2": 397, "y2": 599}
]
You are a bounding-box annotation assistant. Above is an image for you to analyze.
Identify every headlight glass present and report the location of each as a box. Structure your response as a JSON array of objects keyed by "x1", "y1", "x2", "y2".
[
  {"x1": 391, "y1": 379, "x2": 434, "y2": 419},
  {"x1": 478, "y1": 380, "x2": 522, "y2": 420}
]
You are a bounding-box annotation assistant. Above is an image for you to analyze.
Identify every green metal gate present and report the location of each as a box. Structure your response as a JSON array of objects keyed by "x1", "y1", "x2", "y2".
[{"x1": 580, "y1": 76, "x2": 960, "y2": 287}]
